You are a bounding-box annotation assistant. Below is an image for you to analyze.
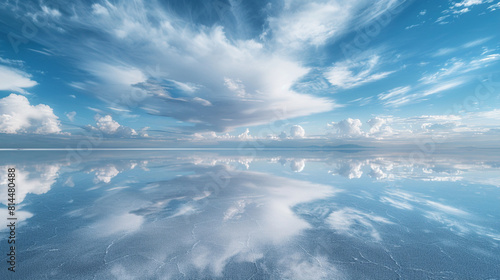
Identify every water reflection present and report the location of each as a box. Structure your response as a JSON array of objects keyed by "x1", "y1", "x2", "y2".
[{"x1": 1, "y1": 151, "x2": 499, "y2": 279}]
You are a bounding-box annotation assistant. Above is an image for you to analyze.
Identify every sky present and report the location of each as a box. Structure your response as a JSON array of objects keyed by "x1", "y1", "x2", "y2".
[{"x1": 0, "y1": 0, "x2": 499, "y2": 148}]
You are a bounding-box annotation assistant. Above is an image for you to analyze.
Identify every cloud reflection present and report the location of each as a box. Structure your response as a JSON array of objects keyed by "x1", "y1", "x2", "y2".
[{"x1": 1, "y1": 151, "x2": 499, "y2": 279}]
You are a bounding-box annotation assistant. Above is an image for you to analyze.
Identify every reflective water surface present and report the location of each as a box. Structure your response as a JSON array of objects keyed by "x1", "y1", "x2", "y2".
[{"x1": 1, "y1": 150, "x2": 500, "y2": 279}]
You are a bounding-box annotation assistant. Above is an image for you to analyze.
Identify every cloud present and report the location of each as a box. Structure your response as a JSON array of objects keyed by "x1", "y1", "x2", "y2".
[
  {"x1": 378, "y1": 52, "x2": 499, "y2": 108},
  {"x1": 326, "y1": 207, "x2": 393, "y2": 241},
  {"x1": 0, "y1": 57, "x2": 25, "y2": 67},
  {"x1": 290, "y1": 159, "x2": 306, "y2": 172},
  {"x1": 91, "y1": 3, "x2": 110, "y2": 16},
  {"x1": 454, "y1": 0, "x2": 492, "y2": 8},
  {"x1": 433, "y1": 37, "x2": 492, "y2": 57},
  {"x1": 420, "y1": 54, "x2": 500, "y2": 84},
  {"x1": 237, "y1": 128, "x2": 252, "y2": 140},
  {"x1": 96, "y1": 115, "x2": 121, "y2": 134},
  {"x1": 10, "y1": 1, "x2": 338, "y2": 133},
  {"x1": 441, "y1": 0, "x2": 497, "y2": 17},
  {"x1": 323, "y1": 112, "x2": 498, "y2": 141},
  {"x1": 367, "y1": 117, "x2": 393, "y2": 135},
  {"x1": 86, "y1": 114, "x2": 147, "y2": 138},
  {"x1": 66, "y1": 111, "x2": 76, "y2": 122},
  {"x1": 92, "y1": 164, "x2": 120, "y2": 184},
  {"x1": 290, "y1": 125, "x2": 305, "y2": 138},
  {"x1": 0, "y1": 163, "x2": 62, "y2": 205},
  {"x1": 324, "y1": 55, "x2": 394, "y2": 89},
  {"x1": 489, "y1": 2, "x2": 500, "y2": 10},
  {"x1": 377, "y1": 86, "x2": 411, "y2": 104},
  {"x1": 0, "y1": 94, "x2": 62, "y2": 134},
  {"x1": 266, "y1": 0, "x2": 406, "y2": 50},
  {"x1": 327, "y1": 118, "x2": 364, "y2": 138},
  {"x1": 0, "y1": 65, "x2": 38, "y2": 94}
]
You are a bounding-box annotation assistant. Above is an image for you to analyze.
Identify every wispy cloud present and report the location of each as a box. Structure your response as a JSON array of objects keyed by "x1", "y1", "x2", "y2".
[
  {"x1": 433, "y1": 37, "x2": 492, "y2": 57},
  {"x1": 0, "y1": 65, "x2": 38, "y2": 94},
  {"x1": 11, "y1": 0, "x2": 340, "y2": 133},
  {"x1": 324, "y1": 55, "x2": 395, "y2": 89},
  {"x1": 379, "y1": 51, "x2": 499, "y2": 107}
]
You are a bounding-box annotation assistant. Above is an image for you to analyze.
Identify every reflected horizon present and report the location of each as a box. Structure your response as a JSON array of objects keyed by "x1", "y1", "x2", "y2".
[{"x1": 1, "y1": 150, "x2": 500, "y2": 279}]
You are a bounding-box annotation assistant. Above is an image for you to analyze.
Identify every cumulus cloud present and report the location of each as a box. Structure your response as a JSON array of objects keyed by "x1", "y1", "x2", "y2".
[
  {"x1": 290, "y1": 125, "x2": 305, "y2": 138},
  {"x1": 87, "y1": 114, "x2": 147, "y2": 137},
  {"x1": 0, "y1": 65, "x2": 38, "y2": 94},
  {"x1": 367, "y1": 117, "x2": 393, "y2": 137},
  {"x1": 324, "y1": 110, "x2": 500, "y2": 141},
  {"x1": 327, "y1": 118, "x2": 364, "y2": 138},
  {"x1": 0, "y1": 94, "x2": 62, "y2": 134}
]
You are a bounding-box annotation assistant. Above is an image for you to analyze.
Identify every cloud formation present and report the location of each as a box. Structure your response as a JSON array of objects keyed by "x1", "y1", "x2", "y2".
[
  {"x1": 0, "y1": 65, "x2": 38, "y2": 94},
  {"x1": 325, "y1": 55, "x2": 394, "y2": 89},
  {"x1": 328, "y1": 118, "x2": 364, "y2": 138},
  {"x1": 0, "y1": 94, "x2": 61, "y2": 134},
  {"x1": 290, "y1": 125, "x2": 305, "y2": 138},
  {"x1": 86, "y1": 114, "x2": 147, "y2": 138},
  {"x1": 10, "y1": 0, "x2": 341, "y2": 133}
]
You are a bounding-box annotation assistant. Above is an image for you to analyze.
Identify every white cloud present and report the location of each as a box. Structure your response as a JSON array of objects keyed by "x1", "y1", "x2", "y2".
[
  {"x1": 66, "y1": 111, "x2": 76, "y2": 122},
  {"x1": 433, "y1": 37, "x2": 492, "y2": 57},
  {"x1": 87, "y1": 114, "x2": 148, "y2": 137},
  {"x1": 0, "y1": 57, "x2": 24, "y2": 67},
  {"x1": 435, "y1": 15, "x2": 450, "y2": 24},
  {"x1": 378, "y1": 86, "x2": 411, "y2": 101},
  {"x1": 489, "y1": 2, "x2": 500, "y2": 10},
  {"x1": 290, "y1": 125, "x2": 305, "y2": 138},
  {"x1": 454, "y1": 0, "x2": 492, "y2": 7},
  {"x1": 224, "y1": 77, "x2": 247, "y2": 98},
  {"x1": 324, "y1": 55, "x2": 394, "y2": 89},
  {"x1": 237, "y1": 128, "x2": 252, "y2": 140},
  {"x1": 420, "y1": 54, "x2": 499, "y2": 85},
  {"x1": 92, "y1": 3, "x2": 109, "y2": 16},
  {"x1": 267, "y1": 0, "x2": 405, "y2": 50},
  {"x1": 23, "y1": 1, "x2": 337, "y2": 133},
  {"x1": 96, "y1": 115, "x2": 121, "y2": 134},
  {"x1": 268, "y1": 1, "x2": 355, "y2": 48},
  {"x1": 0, "y1": 65, "x2": 38, "y2": 94},
  {"x1": 327, "y1": 118, "x2": 364, "y2": 138},
  {"x1": 39, "y1": 5, "x2": 61, "y2": 17},
  {"x1": 441, "y1": 0, "x2": 496, "y2": 17},
  {"x1": 192, "y1": 97, "x2": 212, "y2": 106},
  {"x1": 322, "y1": 111, "x2": 499, "y2": 141},
  {"x1": 379, "y1": 52, "x2": 499, "y2": 108},
  {"x1": 0, "y1": 94, "x2": 62, "y2": 134},
  {"x1": 367, "y1": 117, "x2": 392, "y2": 135}
]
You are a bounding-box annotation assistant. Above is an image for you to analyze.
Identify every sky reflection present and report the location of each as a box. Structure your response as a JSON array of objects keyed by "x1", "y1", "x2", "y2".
[{"x1": 1, "y1": 150, "x2": 499, "y2": 279}]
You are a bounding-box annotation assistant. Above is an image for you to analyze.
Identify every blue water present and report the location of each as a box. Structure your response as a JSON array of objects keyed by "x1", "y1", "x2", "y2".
[{"x1": 1, "y1": 150, "x2": 499, "y2": 279}]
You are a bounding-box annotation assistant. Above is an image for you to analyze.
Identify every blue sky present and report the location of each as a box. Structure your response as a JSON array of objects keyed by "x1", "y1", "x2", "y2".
[{"x1": 0, "y1": 0, "x2": 499, "y2": 147}]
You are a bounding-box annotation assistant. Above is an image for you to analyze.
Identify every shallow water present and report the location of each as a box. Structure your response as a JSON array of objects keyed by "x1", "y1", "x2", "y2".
[{"x1": 1, "y1": 150, "x2": 500, "y2": 279}]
